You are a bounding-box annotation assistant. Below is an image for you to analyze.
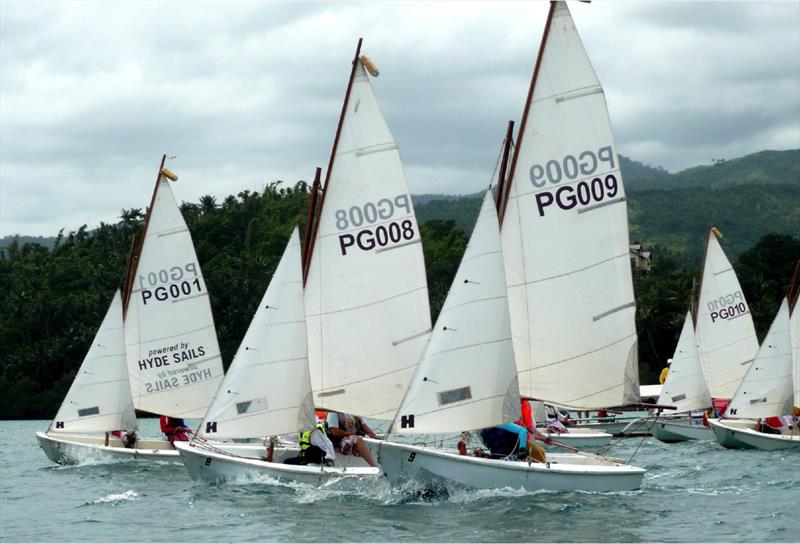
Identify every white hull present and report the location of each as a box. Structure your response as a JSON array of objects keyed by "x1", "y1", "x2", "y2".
[
  {"x1": 542, "y1": 428, "x2": 613, "y2": 448},
  {"x1": 708, "y1": 419, "x2": 757, "y2": 449},
  {"x1": 367, "y1": 438, "x2": 645, "y2": 493},
  {"x1": 572, "y1": 418, "x2": 653, "y2": 437},
  {"x1": 651, "y1": 417, "x2": 712, "y2": 443},
  {"x1": 175, "y1": 440, "x2": 379, "y2": 485},
  {"x1": 728, "y1": 427, "x2": 800, "y2": 451},
  {"x1": 36, "y1": 431, "x2": 179, "y2": 465}
]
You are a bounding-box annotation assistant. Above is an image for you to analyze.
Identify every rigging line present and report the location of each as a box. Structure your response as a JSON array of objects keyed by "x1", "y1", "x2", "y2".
[
  {"x1": 305, "y1": 284, "x2": 428, "y2": 318},
  {"x1": 487, "y1": 133, "x2": 506, "y2": 190}
]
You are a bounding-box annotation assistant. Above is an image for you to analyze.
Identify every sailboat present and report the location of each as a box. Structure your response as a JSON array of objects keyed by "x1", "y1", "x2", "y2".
[
  {"x1": 176, "y1": 229, "x2": 379, "y2": 483},
  {"x1": 37, "y1": 159, "x2": 225, "y2": 463},
  {"x1": 369, "y1": 1, "x2": 646, "y2": 493},
  {"x1": 651, "y1": 312, "x2": 712, "y2": 442},
  {"x1": 178, "y1": 40, "x2": 431, "y2": 483},
  {"x1": 368, "y1": 192, "x2": 644, "y2": 492},
  {"x1": 709, "y1": 265, "x2": 800, "y2": 450},
  {"x1": 35, "y1": 291, "x2": 159, "y2": 463},
  {"x1": 653, "y1": 228, "x2": 759, "y2": 442}
]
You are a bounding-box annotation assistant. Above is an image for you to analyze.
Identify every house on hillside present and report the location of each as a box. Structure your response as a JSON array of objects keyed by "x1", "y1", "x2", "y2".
[{"x1": 630, "y1": 243, "x2": 652, "y2": 272}]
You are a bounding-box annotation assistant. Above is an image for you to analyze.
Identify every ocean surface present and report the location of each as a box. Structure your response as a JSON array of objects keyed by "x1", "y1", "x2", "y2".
[{"x1": 2, "y1": 419, "x2": 798, "y2": 543}]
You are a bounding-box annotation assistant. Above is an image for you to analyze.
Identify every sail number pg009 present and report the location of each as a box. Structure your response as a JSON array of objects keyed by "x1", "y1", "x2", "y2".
[
  {"x1": 334, "y1": 194, "x2": 416, "y2": 255},
  {"x1": 138, "y1": 262, "x2": 202, "y2": 304},
  {"x1": 529, "y1": 146, "x2": 621, "y2": 217}
]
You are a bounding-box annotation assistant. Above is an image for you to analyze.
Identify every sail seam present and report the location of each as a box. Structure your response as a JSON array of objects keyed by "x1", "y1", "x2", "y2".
[
  {"x1": 305, "y1": 285, "x2": 427, "y2": 317},
  {"x1": 126, "y1": 325, "x2": 219, "y2": 344},
  {"x1": 593, "y1": 301, "x2": 636, "y2": 322},
  {"x1": 424, "y1": 337, "x2": 511, "y2": 359},
  {"x1": 354, "y1": 142, "x2": 398, "y2": 156},
  {"x1": 440, "y1": 294, "x2": 507, "y2": 315},
  {"x1": 375, "y1": 239, "x2": 421, "y2": 253},
  {"x1": 233, "y1": 356, "x2": 307, "y2": 370},
  {"x1": 519, "y1": 332, "x2": 636, "y2": 372},
  {"x1": 507, "y1": 252, "x2": 629, "y2": 286},
  {"x1": 314, "y1": 362, "x2": 416, "y2": 391}
]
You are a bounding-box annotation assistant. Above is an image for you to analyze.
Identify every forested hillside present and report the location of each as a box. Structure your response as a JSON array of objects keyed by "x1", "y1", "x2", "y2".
[{"x1": 2, "y1": 149, "x2": 799, "y2": 418}]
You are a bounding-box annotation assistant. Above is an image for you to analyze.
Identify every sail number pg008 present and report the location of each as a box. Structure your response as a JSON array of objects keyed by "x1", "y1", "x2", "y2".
[
  {"x1": 334, "y1": 194, "x2": 416, "y2": 255},
  {"x1": 529, "y1": 146, "x2": 621, "y2": 217},
  {"x1": 138, "y1": 262, "x2": 202, "y2": 304}
]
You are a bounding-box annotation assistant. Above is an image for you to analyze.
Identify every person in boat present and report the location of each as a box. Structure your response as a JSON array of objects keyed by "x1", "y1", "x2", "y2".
[
  {"x1": 758, "y1": 416, "x2": 792, "y2": 435},
  {"x1": 659, "y1": 359, "x2": 672, "y2": 385},
  {"x1": 278, "y1": 418, "x2": 336, "y2": 465},
  {"x1": 516, "y1": 400, "x2": 551, "y2": 463},
  {"x1": 478, "y1": 423, "x2": 537, "y2": 461},
  {"x1": 160, "y1": 415, "x2": 190, "y2": 446},
  {"x1": 595, "y1": 409, "x2": 614, "y2": 422},
  {"x1": 110, "y1": 429, "x2": 137, "y2": 448},
  {"x1": 323, "y1": 411, "x2": 379, "y2": 467},
  {"x1": 546, "y1": 405, "x2": 571, "y2": 434}
]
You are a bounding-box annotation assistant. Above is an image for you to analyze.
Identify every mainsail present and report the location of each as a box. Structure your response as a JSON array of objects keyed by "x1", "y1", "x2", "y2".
[
  {"x1": 392, "y1": 192, "x2": 520, "y2": 435},
  {"x1": 50, "y1": 291, "x2": 136, "y2": 433},
  {"x1": 124, "y1": 164, "x2": 224, "y2": 418},
  {"x1": 694, "y1": 229, "x2": 758, "y2": 399},
  {"x1": 656, "y1": 312, "x2": 711, "y2": 413},
  {"x1": 499, "y1": 1, "x2": 638, "y2": 409},
  {"x1": 198, "y1": 229, "x2": 315, "y2": 439},
  {"x1": 726, "y1": 299, "x2": 793, "y2": 419},
  {"x1": 304, "y1": 45, "x2": 431, "y2": 419}
]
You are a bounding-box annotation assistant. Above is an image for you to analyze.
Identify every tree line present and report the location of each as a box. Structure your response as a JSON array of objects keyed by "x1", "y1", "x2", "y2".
[{"x1": 0, "y1": 182, "x2": 797, "y2": 418}]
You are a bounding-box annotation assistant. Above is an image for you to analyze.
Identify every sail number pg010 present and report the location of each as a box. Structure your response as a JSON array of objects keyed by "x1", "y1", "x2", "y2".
[
  {"x1": 707, "y1": 291, "x2": 749, "y2": 323},
  {"x1": 334, "y1": 194, "x2": 416, "y2": 255},
  {"x1": 138, "y1": 262, "x2": 202, "y2": 304},
  {"x1": 529, "y1": 146, "x2": 621, "y2": 217}
]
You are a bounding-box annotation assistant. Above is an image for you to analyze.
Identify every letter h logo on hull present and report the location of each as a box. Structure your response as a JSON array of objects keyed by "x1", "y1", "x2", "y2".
[
  {"x1": 205, "y1": 421, "x2": 217, "y2": 434},
  {"x1": 400, "y1": 414, "x2": 415, "y2": 429}
]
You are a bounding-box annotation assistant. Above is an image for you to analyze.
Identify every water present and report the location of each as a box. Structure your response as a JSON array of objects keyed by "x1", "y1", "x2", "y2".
[{"x1": 2, "y1": 420, "x2": 798, "y2": 542}]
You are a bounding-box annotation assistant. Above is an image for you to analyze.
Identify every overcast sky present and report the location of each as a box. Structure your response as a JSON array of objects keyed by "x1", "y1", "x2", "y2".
[{"x1": 1, "y1": 1, "x2": 798, "y2": 236}]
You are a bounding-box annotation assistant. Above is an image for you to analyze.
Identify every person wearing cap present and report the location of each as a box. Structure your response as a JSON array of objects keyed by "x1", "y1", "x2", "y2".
[{"x1": 659, "y1": 359, "x2": 672, "y2": 384}]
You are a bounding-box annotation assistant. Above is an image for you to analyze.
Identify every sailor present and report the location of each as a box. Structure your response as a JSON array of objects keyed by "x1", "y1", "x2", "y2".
[
  {"x1": 160, "y1": 415, "x2": 190, "y2": 446},
  {"x1": 283, "y1": 419, "x2": 336, "y2": 465},
  {"x1": 324, "y1": 411, "x2": 380, "y2": 467},
  {"x1": 659, "y1": 359, "x2": 672, "y2": 384},
  {"x1": 479, "y1": 422, "x2": 531, "y2": 460},
  {"x1": 110, "y1": 429, "x2": 137, "y2": 448}
]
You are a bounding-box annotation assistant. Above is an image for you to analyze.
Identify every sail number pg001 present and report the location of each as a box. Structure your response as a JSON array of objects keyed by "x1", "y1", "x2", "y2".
[
  {"x1": 138, "y1": 262, "x2": 202, "y2": 304},
  {"x1": 334, "y1": 194, "x2": 416, "y2": 255},
  {"x1": 529, "y1": 146, "x2": 621, "y2": 217}
]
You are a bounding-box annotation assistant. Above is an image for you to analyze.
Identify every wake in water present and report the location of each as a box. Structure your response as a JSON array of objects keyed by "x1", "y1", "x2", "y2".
[{"x1": 83, "y1": 490, "x2": 139, "y2": 506}]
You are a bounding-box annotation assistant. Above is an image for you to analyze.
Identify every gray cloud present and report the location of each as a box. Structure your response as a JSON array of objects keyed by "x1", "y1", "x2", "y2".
[{"x1": 1, "y1": 1, "x2": 798, "y2": 236}]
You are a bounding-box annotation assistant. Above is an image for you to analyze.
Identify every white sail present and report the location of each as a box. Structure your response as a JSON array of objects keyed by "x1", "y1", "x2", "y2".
[
  {"x1": 656, "y1": 312, "x2": 711, "y2": 413},
  {"x1": 305, "y1": 59, "x2": 431, "y2": 419},
  {"x1": 198, "y1": 229, "x2": 315, "y2": 439},
  {"x1": 694, "y1": 230, "x2": 759, "y2": 399},
  {"x1": 392, "y1": 192, "x2": 520, "y2": 434},
  {"x1": 124, "y1": 175, "x2": 224, "y2": 418},
  {"x1": 792, "y1": 298, "x2": 800, "y2": 411},
  {"x1": 501, "y1": 0, "x2": 638, "y2": 409},
  {"x1": 50, "y1": 291, "x2": 136, "y2": 433},
  {"x1": 726, "y1": 299, "x2": 792, "y2": 419}
]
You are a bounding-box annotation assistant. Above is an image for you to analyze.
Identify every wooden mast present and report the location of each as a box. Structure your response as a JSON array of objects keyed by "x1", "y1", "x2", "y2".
[
  {"x1": 301, "y1": 167, "x2": 322, "y2": 274},
  {"x1": 787, "y1": 260, "x2": 800, "y2": 313},
  {"x1": 692, "y1": 227, "x2": 715, "y2": 328},
  {"x1": 302, "y1": 38, "x2": 364, "y2": 285},
  {"x1": 122, "y1": 154, "x2": 167, "y2": 316},
  {"x1": 494, "y1": 120, "x2": 515, "y2": 213},
  {"x1": 498, "y1": 1, "x2": 556, "y2": 225}
]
